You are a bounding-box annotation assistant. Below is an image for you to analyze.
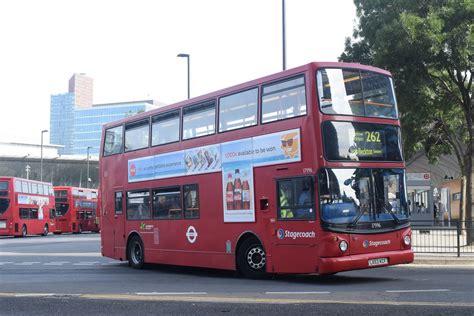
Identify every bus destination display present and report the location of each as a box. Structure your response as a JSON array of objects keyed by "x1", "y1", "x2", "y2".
[
  {"x1": 350, "y1": 129, "x2": 385, "y2": 158},
  {"x1": 323, "y1": 121, "x2": 403, "y2": 162}
]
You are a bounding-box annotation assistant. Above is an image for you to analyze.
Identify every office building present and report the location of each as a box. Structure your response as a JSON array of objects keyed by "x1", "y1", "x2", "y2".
[
  {"x1": 73, "y1": 101, "x2": 156, "y2": 156},
  {"x1": 50, "y1": 74, "x2": 161, "y2": 156}
]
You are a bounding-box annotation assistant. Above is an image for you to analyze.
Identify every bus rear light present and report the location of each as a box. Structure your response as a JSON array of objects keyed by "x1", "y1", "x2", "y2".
[
  {"x1": 339, "y1": 240, "x2": 348, "y2": 252},
  {"x1": 403, "y1": 235, "x2": 411, "y2": 246}
]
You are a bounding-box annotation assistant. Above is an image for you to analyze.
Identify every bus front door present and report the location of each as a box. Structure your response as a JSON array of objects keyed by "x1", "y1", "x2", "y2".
[
  {"x1": 263, "y1": 176, "x2": 318, "y2": 274},
  {"x1": 112, "y1": 188, "x2": 126, "y2": 259}
]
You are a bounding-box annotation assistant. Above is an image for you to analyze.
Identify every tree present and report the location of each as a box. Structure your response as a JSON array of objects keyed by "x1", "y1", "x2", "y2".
[{"x1": 340, "y1": 0, "x2": 473, "y2": 239}]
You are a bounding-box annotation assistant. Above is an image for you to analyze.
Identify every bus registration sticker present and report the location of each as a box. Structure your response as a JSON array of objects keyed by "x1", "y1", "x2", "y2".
[{"x1": 368, "y1": 258, "x2": 388, "y2": 266}]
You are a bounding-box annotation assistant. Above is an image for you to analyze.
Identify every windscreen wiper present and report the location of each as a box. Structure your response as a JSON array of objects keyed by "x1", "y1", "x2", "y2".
[
  {"x1": 349, "y1": 205, "x2": 367, "y2": 228},
  {"x1": 378, "y1": 198, "x2": 400, "y2": 224}
]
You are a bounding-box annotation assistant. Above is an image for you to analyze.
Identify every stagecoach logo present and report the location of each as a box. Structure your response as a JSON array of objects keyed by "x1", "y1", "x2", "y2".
[
  {"x1": 139, "y1": 222, "x2": 153, "y2": 230},
  {"x1": 277, "y1": 228, "x2": 285, "y2": 239},
  {"x1": 363, "y1": 240, "x2": 391, "y2": 248},
  {"x1": 186, "y1": 226, "x2": 198, "y2": 244},
  {"x1": 277, "y1": 228, "x2": 315, "y2": 240},
  {"x1": 129, "y1": 163, "x2": 137, "y2": 177}
]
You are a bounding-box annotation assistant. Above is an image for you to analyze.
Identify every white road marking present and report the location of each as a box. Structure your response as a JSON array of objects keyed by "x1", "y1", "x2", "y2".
[
  {"x1": 44, "y1": 262, "x2": 70, "y2": 265},
  {"x1": 0, "y1": 262, "x2": 14, "y2": 265},
  {"x1": 15, "y1": 293, "x2": 56, "y2": 297},
  {"x1": 135, "y1": 292, "x2": 208, "y2": 296},
  {"x1": 13, "y1": 262, "x2": 41, "y2": 265},
  {"x1": 0, "y1": 252, "x2": 101, "y2": 257},
  {"x1": 266, "y1": 291, "x2": 331, "y2": 295},
  {"x1": 73, "y1": 262, "x2": 100, "y2": 265},
  {"x1": 386, "y1": 289, "x2": 451, "y2": 293},
  {"x1": 100, "y1": 262, "x2": 119, "y2": 265}
]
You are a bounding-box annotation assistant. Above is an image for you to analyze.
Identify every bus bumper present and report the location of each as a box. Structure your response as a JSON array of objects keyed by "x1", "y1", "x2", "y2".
[{"x1": 318, "y1": 249, "x2": 414, "y2": 274}]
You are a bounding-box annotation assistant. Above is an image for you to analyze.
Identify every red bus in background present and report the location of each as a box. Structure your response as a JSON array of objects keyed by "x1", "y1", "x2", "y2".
[
  {"x1": 54, "y1": 186, "x2": 99, "y2": 234},
  {"x1": 100, "y1": 61, "x2": 413, "y2": 277},
  {"x1": 0, "y1": 177, "x2": 55, "y2": 237}
]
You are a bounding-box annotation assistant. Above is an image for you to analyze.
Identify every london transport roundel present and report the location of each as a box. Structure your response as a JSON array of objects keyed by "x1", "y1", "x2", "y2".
[{"x1": 186, "y1": 226, "x2": 198, "y2": 243}]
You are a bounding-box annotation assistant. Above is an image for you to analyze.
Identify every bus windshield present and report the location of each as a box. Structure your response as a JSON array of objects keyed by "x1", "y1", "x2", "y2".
[
  {"x1": 56, "y1": 203, "x2": 69, "y2": 216},
  {"x1": 319, "y1": 168, "x2": 409, "y2": 227}
]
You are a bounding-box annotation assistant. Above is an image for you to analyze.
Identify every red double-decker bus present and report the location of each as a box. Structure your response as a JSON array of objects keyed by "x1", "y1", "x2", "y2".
[
  {"x1": 54, "y1": 186, "x2": 99, "y2": 234},
  {"x1": 100, "y1": 62, "x2": 413, "y2": 277},
  {"x1": 0, "y1": 177, "x2": 55, "y2": 237}
]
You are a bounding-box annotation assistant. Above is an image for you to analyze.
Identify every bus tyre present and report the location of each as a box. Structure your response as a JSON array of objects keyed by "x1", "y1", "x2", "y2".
[
  {"x1": 237, "y1": 238, "x2": 267, "y2": 279},
  {"x1": 21, "y1": 225, "x2": 27, "y2": 238},
  {"x1": 128, "y1": 236, "x2": 144, "y2": 269},
  {"x1": 43, "y1": 224, "x2": 49, "y2": 236}
]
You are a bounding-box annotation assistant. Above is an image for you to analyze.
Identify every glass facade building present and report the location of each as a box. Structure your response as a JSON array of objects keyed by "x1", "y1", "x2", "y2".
[
  {"x1": 50, "y1": 93, "x2": 75, "y2": 154},
  {"x1": 73, "y1": 101, "x2": 155, "y2": 156},
  {"x1": 50, "y1": 74, "x2": 159, "y2": 156}
]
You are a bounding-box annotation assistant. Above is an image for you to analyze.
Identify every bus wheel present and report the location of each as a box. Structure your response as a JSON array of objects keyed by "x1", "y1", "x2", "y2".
[
  {"x1": 43, "y1": 224, "x2": 49, "y2": 236},
  {"x1": 237, "y1": 237, "x2": 267, "y2": 279},
  {"x1": 21, "y1": 225, "x2": 27, "y2": 238},
  {"x1": 128, "y1": 236, "x2": 144, "y2": 269}
]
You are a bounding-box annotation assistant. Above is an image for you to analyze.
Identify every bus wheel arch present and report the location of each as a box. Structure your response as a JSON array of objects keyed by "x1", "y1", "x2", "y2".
[
  {"x1": 127, "y1": 233, "x2": 144, "y2": 269},
  {"x1": 236, "y1": 233, "x2": 268, "y2": 279}
]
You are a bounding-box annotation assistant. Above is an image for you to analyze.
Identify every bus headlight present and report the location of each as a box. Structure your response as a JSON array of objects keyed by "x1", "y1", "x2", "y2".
[
  {"x1": 403, "y1": 235, "x2": 411, "y2": 246},
  {"x1": 339, "y1": 240, "x2": 348, "y2": 252}
]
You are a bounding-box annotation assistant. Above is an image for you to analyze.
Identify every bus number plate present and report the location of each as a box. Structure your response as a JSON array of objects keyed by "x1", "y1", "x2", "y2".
[{"x1": 368, "y1": 258, "x2": 388, "y2": 266}]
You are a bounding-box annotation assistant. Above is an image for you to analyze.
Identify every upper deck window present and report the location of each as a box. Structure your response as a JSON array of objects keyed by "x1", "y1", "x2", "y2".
[
  {"x1": 103, "y1": 126, "x2": 123, "y2": 156},
  {"x1": 183, "y1": 101, "x2": 216, "y2": 140},
  {"x1": 219, "y1": 88, "x2": 258, "y2": 132},
  {"x1": 317, "y1": 68, "x2": 398, "y2": 119},
  {"x1": 261, "y1": 75, "x2": 306, "y2": 123},
  {"x1": 125, "y1": 119, "x2": 150, "y2": 152},
  {"x1": 152, "y1": 110, "x2": 180, "y2": 146},
  {"x1": 0, "y1": 181, "x2": 8, "y2": 191}
]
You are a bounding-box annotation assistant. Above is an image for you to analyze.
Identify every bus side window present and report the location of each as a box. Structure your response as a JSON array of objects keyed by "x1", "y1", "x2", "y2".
[
  {"x1": 184, "y1": 184, "x2": 199, "y2": 219},
  {"x1": 126, "y1": 191, "x2": 151, "y2": 220},
  {"x1": 261, "y1": 75, "x2": 306, "y2": 124},
  {"x1": 115, "y1": 192, "x2": 123, "y2": 215},
  {"x1": 152, "y1": 187, "x2": 182, "y2": 220}
]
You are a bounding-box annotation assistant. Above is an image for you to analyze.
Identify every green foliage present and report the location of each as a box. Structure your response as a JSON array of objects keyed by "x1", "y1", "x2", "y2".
[
  {"x1": 340, "y1": 0, "x2": 473, "y2": 162},
  {"x1": 341, "y1": 0, "x2": 473, "y2": 223}
]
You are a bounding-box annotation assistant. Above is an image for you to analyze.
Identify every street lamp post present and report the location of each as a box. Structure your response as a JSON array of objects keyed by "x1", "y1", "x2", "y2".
[
  {"x1": 40, "y1": 130, "x2": 48, "y2": 182},
  {"x1": 177, "y1": 53, "x2": 190, "y2": 99},
  {"x1": 86, "y1": 146, "x2": 92, "y2": 188},
  {"x1": 282, "y1": 0, "x2": 286, "y2": 70}
]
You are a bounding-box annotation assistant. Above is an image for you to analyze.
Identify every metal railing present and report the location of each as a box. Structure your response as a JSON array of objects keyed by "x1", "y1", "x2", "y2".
[{"x1": 411, "y1": 221, "x2": 474, "y2": 256}]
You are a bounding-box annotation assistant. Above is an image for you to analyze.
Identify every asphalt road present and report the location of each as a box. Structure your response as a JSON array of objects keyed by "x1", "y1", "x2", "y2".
[{"x1": 1, "y1": 234, "x2": 473, "y2": 315}]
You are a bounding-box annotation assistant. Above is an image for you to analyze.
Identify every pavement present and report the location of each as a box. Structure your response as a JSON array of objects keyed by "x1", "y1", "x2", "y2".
[{"x1": 411, "y1": 253, "x2": 474, "y2": 267}]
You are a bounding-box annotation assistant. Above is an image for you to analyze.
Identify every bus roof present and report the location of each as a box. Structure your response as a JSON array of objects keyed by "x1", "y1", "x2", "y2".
[
  {"x1": 102, "y1": 61, "x2": 392, "y2": 130},
  {"x1": 0, "y1": 176, "x2": 52, "y2": 185},
  {"x1": 53, "y1": 186, "x2": 97, "y2": 192}
]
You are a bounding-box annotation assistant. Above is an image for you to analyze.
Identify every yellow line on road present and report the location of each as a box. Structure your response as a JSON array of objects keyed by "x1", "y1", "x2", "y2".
[{"x1": 1, "y1": 293, "x2": 473, "y2": 307}]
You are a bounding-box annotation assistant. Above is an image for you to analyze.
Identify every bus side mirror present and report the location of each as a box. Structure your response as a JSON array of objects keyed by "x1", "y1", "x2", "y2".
[{"x1": 260, "y1": 198, "x2": 269, "y2": 211}]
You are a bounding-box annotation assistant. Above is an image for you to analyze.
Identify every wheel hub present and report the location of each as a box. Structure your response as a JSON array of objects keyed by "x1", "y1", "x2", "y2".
[{"x1": 247, "y1": 247, "x2": 266, "y2": 270}]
